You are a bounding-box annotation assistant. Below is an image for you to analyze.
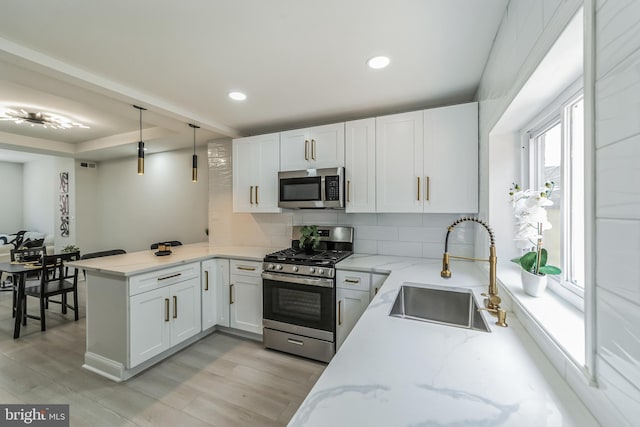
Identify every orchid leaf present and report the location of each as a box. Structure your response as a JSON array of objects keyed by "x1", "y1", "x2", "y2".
[
  {"x1": 539, "y1": 265, "x2": 561, "y2": 275},
  {"x1": 539, "y1": 248, "x2": 548, "y2": 267}
]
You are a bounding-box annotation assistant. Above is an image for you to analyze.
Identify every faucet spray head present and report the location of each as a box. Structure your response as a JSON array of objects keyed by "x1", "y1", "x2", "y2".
[{"x1": 441, "y1": 252, "x2": 451, "y2": 278}]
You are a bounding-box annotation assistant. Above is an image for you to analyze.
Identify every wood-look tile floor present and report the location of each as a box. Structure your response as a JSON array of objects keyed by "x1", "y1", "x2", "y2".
[{"x1": 0, "y1": 280, "x2": 325, "y2": 426}]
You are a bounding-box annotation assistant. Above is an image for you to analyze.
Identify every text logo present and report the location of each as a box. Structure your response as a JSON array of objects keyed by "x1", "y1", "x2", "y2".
[{"x1": 1, "y1": 405, "x2": 68, "y2": 426}]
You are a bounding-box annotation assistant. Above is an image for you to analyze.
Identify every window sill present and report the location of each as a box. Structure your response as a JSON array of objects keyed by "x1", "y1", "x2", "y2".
[{"x1": 494, "y1": 262, "x2": 585, "y2": 369}]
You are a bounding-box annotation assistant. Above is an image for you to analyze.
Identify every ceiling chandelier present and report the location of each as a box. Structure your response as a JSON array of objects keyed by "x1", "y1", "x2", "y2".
[{"x1": 0, "y1": 107, "x2": 89, "y2": 129}]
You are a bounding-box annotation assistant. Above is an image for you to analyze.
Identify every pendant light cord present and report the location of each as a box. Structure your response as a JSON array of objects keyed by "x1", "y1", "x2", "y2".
[{"x1": 139, "y1": 108, "x2": 142, "y2": 142}]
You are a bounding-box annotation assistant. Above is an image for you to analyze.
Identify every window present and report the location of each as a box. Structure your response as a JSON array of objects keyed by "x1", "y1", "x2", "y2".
[{"x1": 525, "y1": 92, "x2": 585, "y2": 303}]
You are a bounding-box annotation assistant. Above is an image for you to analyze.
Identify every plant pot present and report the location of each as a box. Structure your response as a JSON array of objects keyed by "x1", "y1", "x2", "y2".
[
  {"x1": 521, "y1": 270, "x2": 548, "y2": 297},
  {"x1": 303, "y1": 244, "x2": 315, "y2": 255}
]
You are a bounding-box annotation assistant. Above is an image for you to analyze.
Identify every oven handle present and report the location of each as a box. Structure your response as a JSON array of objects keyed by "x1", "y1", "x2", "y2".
[{"x1": 261, "y1": 272, "x2": 335, "y2": 288}]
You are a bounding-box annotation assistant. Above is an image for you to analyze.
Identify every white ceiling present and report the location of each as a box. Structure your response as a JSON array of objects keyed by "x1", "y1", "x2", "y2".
[{"x1": 0, "y1": 0, "x2": 507, "y2": 163}]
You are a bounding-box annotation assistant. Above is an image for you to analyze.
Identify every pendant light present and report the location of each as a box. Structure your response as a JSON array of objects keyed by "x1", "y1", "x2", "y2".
[
  {"x1": 189, "y1": 123, "x2": 200, "y2": 182},
  {"x1": 133, "y1": 105, "x2": 147, "y2": 175}
]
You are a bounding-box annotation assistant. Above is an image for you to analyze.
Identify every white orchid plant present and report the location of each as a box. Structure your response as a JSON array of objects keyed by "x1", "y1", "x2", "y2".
[{"x1": 509, "y1": 182, "x2": 561, "y2": 276}]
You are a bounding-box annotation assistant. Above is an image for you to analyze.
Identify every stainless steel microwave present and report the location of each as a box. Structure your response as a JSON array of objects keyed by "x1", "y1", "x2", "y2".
[{"x1": 278, "y1": 167, "x2": 344, "y2": 209}]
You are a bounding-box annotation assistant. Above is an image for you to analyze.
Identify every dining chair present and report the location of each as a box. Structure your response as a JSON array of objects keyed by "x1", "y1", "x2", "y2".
[
  {"x1": 150, "y1": 241, "x2": 182, "y2": 250},
  {"x1": 8, "y1": 247, "x2": 46, "y2": 318},
  {"x1": 23, "y1": 251, "x2": 80, "y2": 331}
]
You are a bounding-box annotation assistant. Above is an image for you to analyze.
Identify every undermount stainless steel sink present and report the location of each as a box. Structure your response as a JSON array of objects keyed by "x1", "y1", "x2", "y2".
[{"x1": 389, "y1": 283, "x2": 491, "y2": 332}]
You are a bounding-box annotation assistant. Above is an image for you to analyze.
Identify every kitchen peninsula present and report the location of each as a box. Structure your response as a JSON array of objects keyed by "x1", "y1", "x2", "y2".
[{"x1": 69, "y1": 243, "x2": 275, "y2": 382}]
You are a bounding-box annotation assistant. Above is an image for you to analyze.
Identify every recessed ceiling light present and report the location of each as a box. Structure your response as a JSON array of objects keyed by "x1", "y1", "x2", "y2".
[
  {"x1": 228, "y1": 91, "x2": 247, "y2": 101},
  {"x1": 367, "y1": 56, "x2": 390, "y2": 70}
]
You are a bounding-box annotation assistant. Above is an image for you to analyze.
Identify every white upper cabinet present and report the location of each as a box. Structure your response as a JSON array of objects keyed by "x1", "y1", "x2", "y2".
[
  {"x1": 375, "y1": 103, "x2": 478, "y2": 213},
  {"x1": 375, "y1": 111, "x2": 424, "y2": 212},
  {"x1": 233, "y1": 133, "x2": 281, "y2": 213},
  {"x1": 280, "y1": 123, "x2": 345, "y2": 171},
  {"x1": 345, "y1": 118, "x2": 376, "y2": 213},
  {"x1": 423, "y1": 102, "x2": 478, "y2": 213}
]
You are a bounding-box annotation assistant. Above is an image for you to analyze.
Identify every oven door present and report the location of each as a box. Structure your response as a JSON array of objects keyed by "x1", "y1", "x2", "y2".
[{"x1": 262, "y1": 272, "x2": 335, "y2": 339}]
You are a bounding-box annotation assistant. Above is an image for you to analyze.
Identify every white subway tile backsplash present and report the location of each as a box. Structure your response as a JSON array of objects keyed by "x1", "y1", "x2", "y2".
[
  {"x1": 422, "y1": 242, "x2": 445, "y2": 259},
  {"x1": 298, "y1": 211, "x2": 339, "y2": 225},
  {"x1": 354, "y1": 239, "x2": 377, "y2": 255},
  {"x1": 355, "y1": 226, "x2": 398, "y2": 241},
  {"x1": 397, "y1": 227, "x2": 427, "y2": 243},
  {"x1": 377, "y1": 213, "x2": 423, "y2": 226},
  {"x1": 378, "y1": 241, "x2": 423, "y2": 258},
  {"x1": 337, "y1": 212, "x2": 378, "y2": 226}
]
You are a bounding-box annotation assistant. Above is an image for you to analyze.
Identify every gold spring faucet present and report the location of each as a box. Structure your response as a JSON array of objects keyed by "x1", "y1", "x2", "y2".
[{"x1": 441, "y1": 217, "x2": 507, "y2": 327}]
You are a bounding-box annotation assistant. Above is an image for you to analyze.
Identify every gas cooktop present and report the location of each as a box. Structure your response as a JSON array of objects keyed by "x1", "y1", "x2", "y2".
[{"x1": 264, "y1": 248, "x2": 352, "y2": 267}]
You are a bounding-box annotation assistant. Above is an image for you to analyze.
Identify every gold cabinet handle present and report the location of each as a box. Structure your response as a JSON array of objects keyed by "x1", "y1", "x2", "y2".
[
  {"x1": 173, "y1": 295, "x2": 177, "y2": 319},
  {"x1": 237, "y1": 266, "x2": 256, "y2": 271},
  {"x1": 417, "y1": 176, "x2": 421, "y2": 201},
  {"x1": 165, "y1": 298, "x2": 170, "y2": 322},
  {"x1": 230, "y1": 284, "x2": 234, "y2": 304},
  {"x1": 311, "y1": 139, "x2": 316, "y2": 160},
  {"x1": 347, "y1": 180, "x2": 351, "y2": 203},
  {"x1": 344, "y1": 278, "x2": 360, "y2": 284},
  {"x1": 338, "y1": 300, "x2": 342, "y2": 325},
  {"x1": 255, "y1": 185, "x2": 259, "y2": 205},
  {"x1": 426, "y1": 176, "x2": 430, "y2": 201},
  {"x1": 204, "y1": 270, "x2": 209, "y2": 291},
  {"x1": 250, "y1": 186, "x2": 254, "y2": 205},
  {"x1": 158, "y1": 273, "x2": 181, "y2": 281},
  {"x1": 304, "y1": 140, "x2": 309, "y2": 160}
]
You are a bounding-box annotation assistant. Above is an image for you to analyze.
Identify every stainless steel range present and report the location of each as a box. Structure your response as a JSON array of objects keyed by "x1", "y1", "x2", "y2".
[{"x1": 262, "y1": 226, "x2": 353, "y2": 362}]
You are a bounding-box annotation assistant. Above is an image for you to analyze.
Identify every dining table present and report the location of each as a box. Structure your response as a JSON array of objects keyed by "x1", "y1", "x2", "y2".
[{"x1": 0, "y1": 261, "x2": 42, "y2": 338}]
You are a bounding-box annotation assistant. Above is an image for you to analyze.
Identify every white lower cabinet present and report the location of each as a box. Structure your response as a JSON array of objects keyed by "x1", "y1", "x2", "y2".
[
  {"x1": 229, "y1": 259, "x2": 263, "y2": 335},
  {"x1": 336, "y1": 287, "x2": 370, "y2": 351},
  {"x1": 201, "y1": 258, "x2": 229, "y2": 330},
  {"x1": 129, "y1": 267, "x2": 201, "y2": 368},
  {"x1": 370, "y1": 273, "x2": 387, "y2": 301},
  {"x1": 335, "y1": 270, "x2": 388, "y2": 350}
]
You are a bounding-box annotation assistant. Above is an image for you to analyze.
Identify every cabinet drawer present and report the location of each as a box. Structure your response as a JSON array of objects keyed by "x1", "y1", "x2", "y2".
[
  {"x1": 230, "y1": 259, "x2": 262, "y2": 277},
  {"x1": 129, "y1": 262, "x2": 200, "y2": 296},
  {"x1": 336, "y1": 270, "x2": 370, "y2": 292}
]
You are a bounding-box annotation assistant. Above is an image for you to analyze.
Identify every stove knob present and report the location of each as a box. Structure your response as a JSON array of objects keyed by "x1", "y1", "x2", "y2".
[
  {"x1": 268, "y1": 264, "x2": 275, "y2": 270},
  {"x1": 276, "y1": 264, "x2": 283, "y2": 270},
  {"x1": 318, "y1": 268, "x2": 324, "y2": 275},
  {"x1": 309, "y1": 267, "x2": 316, "y2": 274},
  {"x1": 293, "y1": 266, "x2": 299, "y2": 272}
]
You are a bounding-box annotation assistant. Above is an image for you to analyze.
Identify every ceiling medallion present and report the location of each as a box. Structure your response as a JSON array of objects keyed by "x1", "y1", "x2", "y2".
[{"x1": 0, "y1": 107, "x2": 90, "y2": 129}]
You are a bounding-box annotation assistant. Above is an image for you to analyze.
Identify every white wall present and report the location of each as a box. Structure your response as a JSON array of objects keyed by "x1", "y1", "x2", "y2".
[
  {"x1": 75, "y1": 160, "x2": 99, "y2": 254},
  {"x1": 0, "y1": 161, "x2": 23, "y2": 232},
  {"x1": 77, "y1": 146, "x2": 209, "y2": 254},
  {"x1": 593, "y1": 0, "x2": 640, "y2": 424},
  {"x1": 22, "y1": 157, "x2": 55, "y2": 235},
  {"x1": 208, "y1": 139, "x2": 476, "y2": 258},
  {"x1": 476, "y1": 0, "x2": 640, "y2": 425}
]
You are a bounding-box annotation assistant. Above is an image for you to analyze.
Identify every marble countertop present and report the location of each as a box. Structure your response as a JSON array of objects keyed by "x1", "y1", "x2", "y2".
[
  {"x1": 67, "y1": 243, "x2": 277, "y2": 276},
  {"x1": 291, "y1": 254, "x2": 598, "y2": 426}
]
